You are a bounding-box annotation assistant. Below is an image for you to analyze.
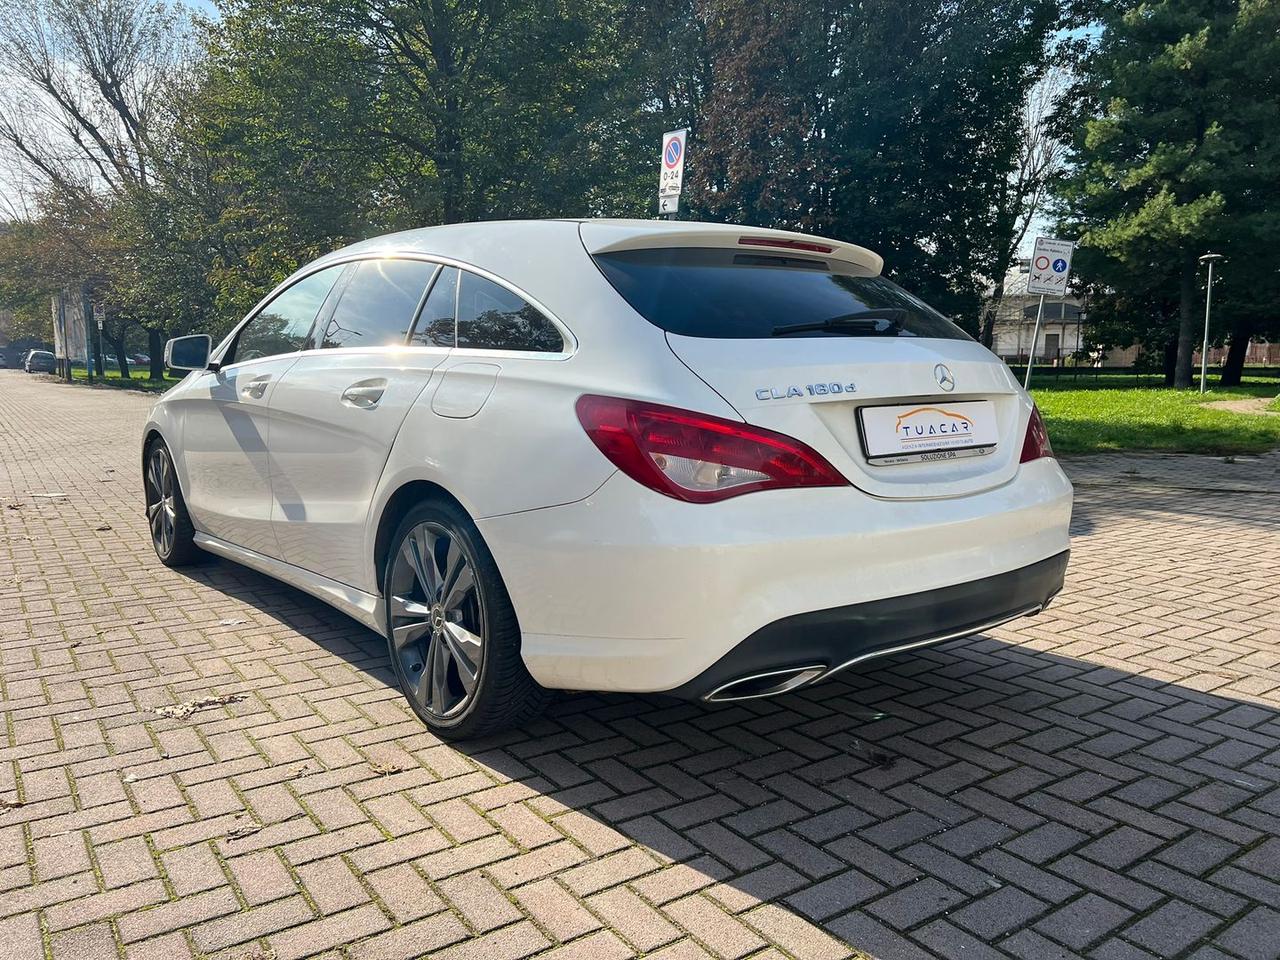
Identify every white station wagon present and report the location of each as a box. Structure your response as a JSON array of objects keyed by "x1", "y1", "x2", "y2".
[{"x1": 143, "y1": 219, "x2": 1072, "y2": 738}]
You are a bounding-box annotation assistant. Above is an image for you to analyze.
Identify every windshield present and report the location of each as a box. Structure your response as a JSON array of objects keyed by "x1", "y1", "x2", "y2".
[{"x1": 593, "y1": 247, "x2": 971, "y2": 341}]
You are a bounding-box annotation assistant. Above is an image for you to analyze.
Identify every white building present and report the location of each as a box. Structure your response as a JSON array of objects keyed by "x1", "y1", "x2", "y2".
[
  {"x1": 988, "y1": 259, "x2": 1085, "y2": 364},
  {"x1": 987, "y1": 260, "x2": 1140, "y2": 367}
]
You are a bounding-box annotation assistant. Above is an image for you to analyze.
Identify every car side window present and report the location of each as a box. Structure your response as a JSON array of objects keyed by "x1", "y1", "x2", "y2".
[
  {"x1": 409, "y1": 266, "x2": 458, "y2": 347},
  {"x1": 456, "y1": 271, "x2": 564, "y2": 353},
  {"x1": 316, "y1": 258, "x2": 437, "y2": 349},
  {"x1": 230, "y1": 266, "x2": 344, "y2": 365}
]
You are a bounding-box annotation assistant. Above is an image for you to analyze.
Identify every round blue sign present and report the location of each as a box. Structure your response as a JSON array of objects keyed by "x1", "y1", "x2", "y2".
[
  {"x1": 664, "y1": 138, "x2": 683, "y2": 168},
  {"x1": 1052, "y1": 258, "x2": 1068, "y2": 273}
]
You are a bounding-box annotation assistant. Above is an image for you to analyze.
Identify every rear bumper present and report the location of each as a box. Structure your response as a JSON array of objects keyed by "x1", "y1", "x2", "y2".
[
  {"x1": 668, "y1": 550, "x2": 1067, "y2": 701},
  {"x1": 478, "y1": 457, "x2": 1073, "y2": 695}
]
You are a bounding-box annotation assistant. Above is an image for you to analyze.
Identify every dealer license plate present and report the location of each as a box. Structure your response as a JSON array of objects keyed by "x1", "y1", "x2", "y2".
[{"x1": 859, "y1": 400, "x2": 998, "y2": 465}]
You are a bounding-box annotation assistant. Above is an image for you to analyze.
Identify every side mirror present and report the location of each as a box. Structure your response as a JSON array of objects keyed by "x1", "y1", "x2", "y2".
[{"x1": 164, "y1": 334, "x2": 215, "y2": 372}]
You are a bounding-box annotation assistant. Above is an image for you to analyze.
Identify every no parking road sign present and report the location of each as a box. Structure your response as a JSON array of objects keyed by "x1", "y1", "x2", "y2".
[
  {"x1": 1028, "y1": 236, "x2": 1074, "y2": 295},
  {"x1": 658, "y1": 129, "x2": 687, "y2": 212}
]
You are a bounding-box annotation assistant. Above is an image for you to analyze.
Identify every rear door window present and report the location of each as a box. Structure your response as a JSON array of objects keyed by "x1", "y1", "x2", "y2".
[
  {"x1": 593, "y1": 247, "x2": 971, "y2": 341},
  {"x1": 409, "y1": 266, "x2": 458, "y2": 347},
  {"x1": 316, "y1": 258, "x2": 437, "y2": 349}
]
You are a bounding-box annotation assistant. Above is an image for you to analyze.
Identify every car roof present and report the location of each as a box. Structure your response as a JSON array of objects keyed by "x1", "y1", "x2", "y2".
[
  {"x1": 314, "y1": 218, "x2": 883, "y2": 277},
  {"x1": 254, "y1": 219, "x2": 885, "y2": 351}
]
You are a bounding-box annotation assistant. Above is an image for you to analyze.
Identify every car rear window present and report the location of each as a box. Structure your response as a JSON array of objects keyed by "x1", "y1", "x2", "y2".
[{"x1": 592, "y1": 247, "x2": 971, "y2": 341}]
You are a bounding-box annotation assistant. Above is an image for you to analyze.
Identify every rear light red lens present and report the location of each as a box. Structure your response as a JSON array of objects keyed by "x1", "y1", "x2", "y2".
[
  {"x1": 738, "y1": 236, "x2": 835, "y2": 254},
  {"x1": 1020, "y1": 404, "x2": 1054, "y2": 463},
  {"x1": 575, "y1": 394, "x2": 849, "y2": 503}
]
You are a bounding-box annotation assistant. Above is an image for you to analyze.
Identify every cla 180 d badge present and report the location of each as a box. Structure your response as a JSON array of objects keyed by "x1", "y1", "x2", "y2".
[{"x1": 756, "y1": 381, "x2": 857, "y2": 401}]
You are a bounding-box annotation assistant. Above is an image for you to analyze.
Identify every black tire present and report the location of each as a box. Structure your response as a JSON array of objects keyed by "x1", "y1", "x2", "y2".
[
  {"x1": 143, "y1": 439, "x2": 202, "y2": 567},
  {"x1": 383, "y1": 498, "x2": 549, "y2": 740}
]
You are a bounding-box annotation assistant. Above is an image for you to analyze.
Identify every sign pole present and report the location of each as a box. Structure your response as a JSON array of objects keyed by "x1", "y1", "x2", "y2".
[
  {"x1": 1024, "y1": 294, "x2": 1046, "y2": 390},
  {"x1": 1198, "y1": 254, "x2": 1222, "y2": 394},
  {"x1": 1024, "y1": 236, "x2": 1075, "y2": 391}
]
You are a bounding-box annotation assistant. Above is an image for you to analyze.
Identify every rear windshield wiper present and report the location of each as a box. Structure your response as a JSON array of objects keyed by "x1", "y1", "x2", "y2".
[{"x1": 771, "y1": 309, "x2": 908, "y2": 337}]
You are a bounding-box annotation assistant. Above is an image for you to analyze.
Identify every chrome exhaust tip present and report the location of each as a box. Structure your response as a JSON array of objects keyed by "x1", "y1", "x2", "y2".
[{"x1": 703, "y1": 664, "x2": 826, "y2": 703}]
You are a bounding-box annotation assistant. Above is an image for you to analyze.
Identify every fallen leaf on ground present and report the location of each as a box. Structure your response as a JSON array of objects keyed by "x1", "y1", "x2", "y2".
[
  {"x1": 4, "y1": 503, "x2": 21, "y2": 510},
  {"x1": 31, "y1": 492, "x2": 68, "y2": 499},
  {"x1": 154, "y1": 693, "x2": 247, "y2": 720},
  {"x1": 95, "y1": 524, "x2": 112, "y2": 531},
  {"x1": 369, "y1": 761, "x2": 403, "y2": 776},
  {"x1": 219, "y1": 618, "x2": 250, "y2": 626},
  {"x1": 0, "y1": 798, "x2": 24, "y2": 813}
]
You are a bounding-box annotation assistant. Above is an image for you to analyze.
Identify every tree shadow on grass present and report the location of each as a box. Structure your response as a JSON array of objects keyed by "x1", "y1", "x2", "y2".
[{"x1": 173, "y1": 548, "x2": 1280, "y2": 960}]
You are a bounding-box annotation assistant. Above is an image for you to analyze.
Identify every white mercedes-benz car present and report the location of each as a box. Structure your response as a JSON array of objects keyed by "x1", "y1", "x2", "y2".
[{"x1": 143, "y1": 219, "x2": 1072, "y2": 738}]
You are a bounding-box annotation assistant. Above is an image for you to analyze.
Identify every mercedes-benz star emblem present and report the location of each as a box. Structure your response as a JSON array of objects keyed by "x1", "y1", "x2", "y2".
[{"x1": 934, "y1": 363, "x2": 955, "y2": 391}]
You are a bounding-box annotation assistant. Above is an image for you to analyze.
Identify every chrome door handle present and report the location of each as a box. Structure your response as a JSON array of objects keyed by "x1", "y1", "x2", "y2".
[
  {"x1": 341, "y1": 380, "x2": 386, "y2": 408},
  {"x1": 240, "y1": 375, "x2": 270, "y2": 400}
]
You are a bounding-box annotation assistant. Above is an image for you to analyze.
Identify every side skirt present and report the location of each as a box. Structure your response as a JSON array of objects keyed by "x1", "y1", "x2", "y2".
[{"x1": 193, "y1": 532, "x2": 387, "y2": 636}]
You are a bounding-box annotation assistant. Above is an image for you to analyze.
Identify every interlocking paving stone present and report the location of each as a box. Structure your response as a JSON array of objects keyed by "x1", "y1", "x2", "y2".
[
  {"x1": 1032, "y1": 891, "x2": 1134, "y2": 951},
  {"x1": 2, "y1": 371, "x2": 1280, "y2": 958}
]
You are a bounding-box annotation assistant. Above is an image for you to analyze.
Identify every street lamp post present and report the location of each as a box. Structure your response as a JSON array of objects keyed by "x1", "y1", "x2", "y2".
[{"x1": 1198, "y1": 253, "x2": 1224, "y2": 394}]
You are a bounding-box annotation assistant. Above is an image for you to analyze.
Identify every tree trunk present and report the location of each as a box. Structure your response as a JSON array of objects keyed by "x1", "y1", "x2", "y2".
[
  {"x1": 112, "y1": 329, "x2": 131, "y2": 379},
  {"x1": 148, "y1": 329, "x2": 165, "y2": 381},
  {"x1": 1219, "y1": 316, "x2": 1252, "y2": 387},
  {"x1": 1173, "y1": 252, "x2": 1197, "y2": 388},
  {"x1": 80, "y1": 284, "x2": 94, "y2": 383},
  {"x1": 979, "y1": 278, "x2": 1005, "y2": 349}
]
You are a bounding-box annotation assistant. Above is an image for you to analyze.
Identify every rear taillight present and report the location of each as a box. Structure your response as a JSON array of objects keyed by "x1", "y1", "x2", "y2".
[
  {"x1": 575, "y1": 394, "x2": 848, "y2": 503},
  {"x1": 1020, "y1": 404, "x2": 1054, "y2": 463}
]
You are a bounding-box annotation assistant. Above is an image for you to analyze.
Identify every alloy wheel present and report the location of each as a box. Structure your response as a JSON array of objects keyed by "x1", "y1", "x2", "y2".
[
  {"x1": 388, "y1": 521, "x2": 485, "y2": 720},
  {"x1": 146, "y1": 447, "x2": 177, "y2": 557}
]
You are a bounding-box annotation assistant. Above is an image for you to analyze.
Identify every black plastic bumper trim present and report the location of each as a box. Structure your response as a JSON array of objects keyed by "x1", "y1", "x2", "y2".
[{"x1": 669, "y1": 550, "x2": 1069, "y2": 701}]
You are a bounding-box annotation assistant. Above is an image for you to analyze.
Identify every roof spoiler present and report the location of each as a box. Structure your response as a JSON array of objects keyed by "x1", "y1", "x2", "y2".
[{"x1": 579, "y1": 220, "x2": 883, "y2": 276}]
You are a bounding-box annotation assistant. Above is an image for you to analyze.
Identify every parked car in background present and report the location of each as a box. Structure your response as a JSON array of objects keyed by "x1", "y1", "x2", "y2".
[
  {"x1": 132, "y1": 353, "x2": 151, "y2": 365},
  {"x1": 141, "y1": 219, "x2": 1072, "y2": 739},
  {"x1": 24, "y1": 350, "x2": 55, "y2": 373}
]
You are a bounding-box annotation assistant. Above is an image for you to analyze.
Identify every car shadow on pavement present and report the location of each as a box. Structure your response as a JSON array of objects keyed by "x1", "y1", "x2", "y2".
[{"x1": 173, "y1": 553, "x2": 1280, "y2": 960}]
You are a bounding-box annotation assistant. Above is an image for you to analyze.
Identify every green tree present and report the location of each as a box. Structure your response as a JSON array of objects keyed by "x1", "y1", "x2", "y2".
[
  {"x1": 1056, "y1": 0, "x2": 1280, "y2": 387},
  {"x1": 0, "y1": 0, "x2": 194, "y2": 380},
  {"x1": 0, "y1": 222, "x2": 58, "y2": 345},
  {"x1": 686, "y1": 0, "x2": 1067, "y2": 330}
]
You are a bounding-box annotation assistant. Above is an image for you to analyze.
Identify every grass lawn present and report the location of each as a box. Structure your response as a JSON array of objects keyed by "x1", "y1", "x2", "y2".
[
  {"x1": 68, "y1": 367, "x2": 181, "y2": 393},
  {"x1": 1031, "y1": 376, "x2": 1280, "y2": 456}
]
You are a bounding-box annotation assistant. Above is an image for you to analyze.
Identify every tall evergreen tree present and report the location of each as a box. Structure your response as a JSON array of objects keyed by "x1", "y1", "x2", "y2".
[{"x1": 1056, "y1": 0, "x2": 1280, "y2": 387}]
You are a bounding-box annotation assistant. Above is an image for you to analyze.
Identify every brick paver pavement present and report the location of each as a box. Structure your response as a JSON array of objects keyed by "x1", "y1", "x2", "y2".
[{"x1": 2, "y1": 369, "x2": 1279, "y2": 960}]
